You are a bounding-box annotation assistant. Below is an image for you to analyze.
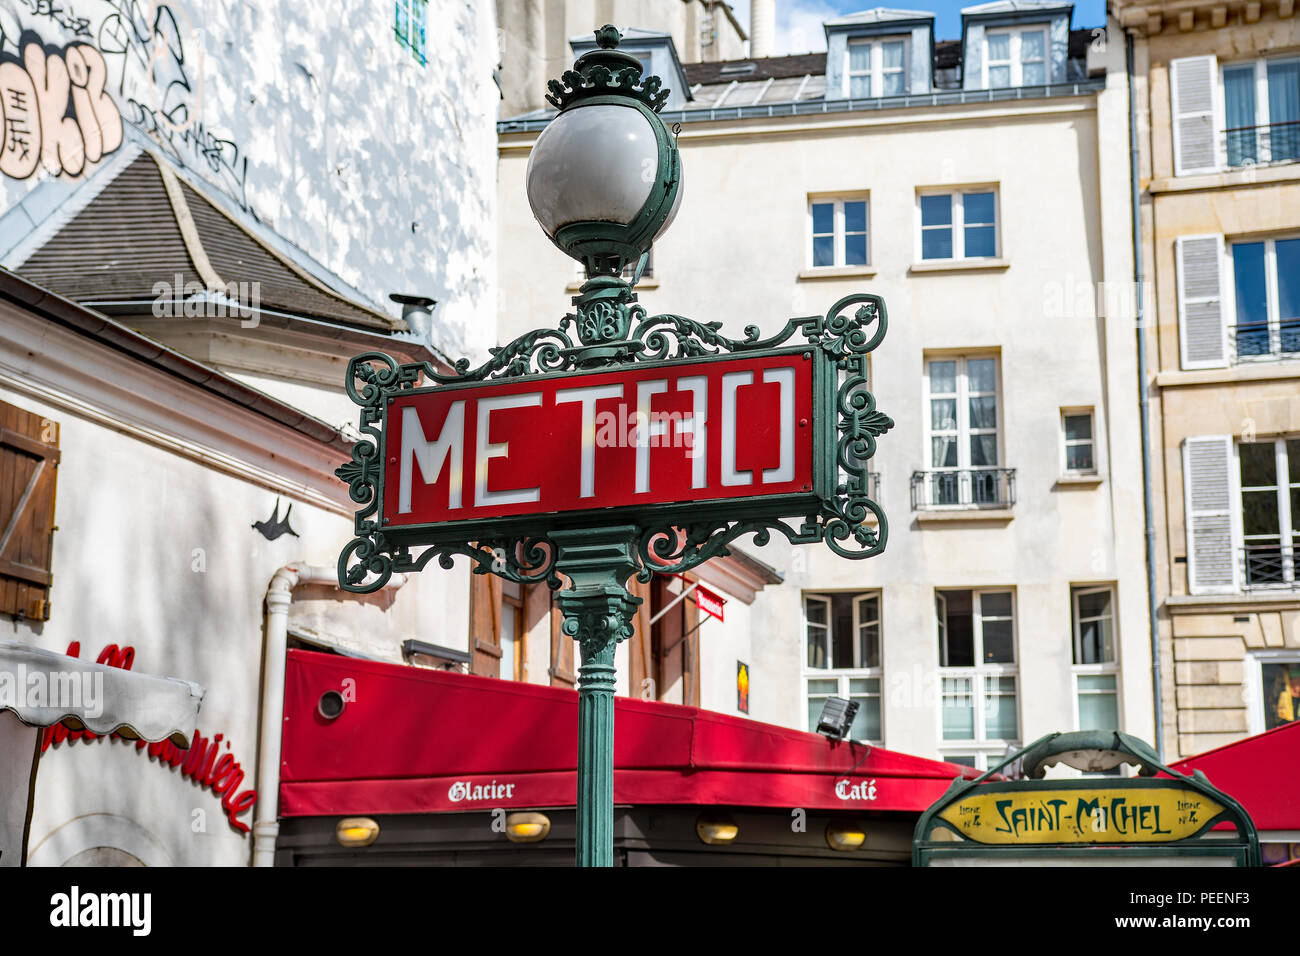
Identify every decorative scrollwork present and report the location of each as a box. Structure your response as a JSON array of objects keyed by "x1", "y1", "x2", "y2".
[{"x1": 337, "y1": 533, "x2": 562, "y2": 595}]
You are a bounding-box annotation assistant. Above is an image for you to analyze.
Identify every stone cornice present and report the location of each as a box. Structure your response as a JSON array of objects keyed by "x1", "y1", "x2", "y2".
[{"x1": 1112, "y1": 0, "x2": 1296, "y2": 36}]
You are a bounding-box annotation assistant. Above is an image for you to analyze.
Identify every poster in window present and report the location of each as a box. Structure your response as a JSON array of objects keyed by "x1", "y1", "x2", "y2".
[
  {"x1": 737, "y1": 661, "x2": 749, "y2": 714},
  {"x1": 1263, "y1": 662, "x2": 1300, "y2": 731}
]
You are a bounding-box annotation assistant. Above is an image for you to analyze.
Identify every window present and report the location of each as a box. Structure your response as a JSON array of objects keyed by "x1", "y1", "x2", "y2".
[
  {"x1": 1251, "y1": 654, "x2": 1300, "y2": 732},
  {"x1": 500, "y1": 579, "x2": 525, "y2": 681},
  {"x1": 1238, "y1": 438, "x2": 1300, "y2": 588},
  {"x1": 937, "y1": 589, "x2": 1018, "y2": 763},
  {"x1": 918, "y1": 189, "x2": 998, "y2": 261},
  {"x1": 1229, "y1": 237, "x2": 1300, "y2": 359},
  {"x1": 804, "y1": 592, "x2": 882, "y2": 742},
  {"x1": 1072, "y1": 586, "x2": 1120, "y2": 731},
  {"x1": 394, "y1": 0, "x2": 428, "y2": 66},
  {"x1": 1223, "y1": 57, "x2": 1300, "y2": 168},
  {"x1": 1062, "y1": 409, "x2": 1097, "y2": 475},
  {"x1": 917, "y1": 355, "x2": 1009, "y2": 508},
  {"x1": 844, "y1": 37, "x2": 907, "y2": 98},
  {"x1": 985, "y1": 26, "x2": 1047, "y2": 89},
  {"x1": 809, "y1": 197, "x2": 869, "y2": 268}
]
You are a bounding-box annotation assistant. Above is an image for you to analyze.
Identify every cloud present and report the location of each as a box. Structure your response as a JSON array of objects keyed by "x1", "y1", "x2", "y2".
[{"x1": 776, "y1": 0, "x2": 837, "y2": 55}]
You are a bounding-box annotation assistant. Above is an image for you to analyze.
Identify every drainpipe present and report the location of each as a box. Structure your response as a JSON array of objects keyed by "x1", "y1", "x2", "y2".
[
  {"x1": 1127, "y1": 30, "x2": 1165, "y2": 759},
  {"x1": 251, "y1": 563, "x2": 407, "y2": 867}
]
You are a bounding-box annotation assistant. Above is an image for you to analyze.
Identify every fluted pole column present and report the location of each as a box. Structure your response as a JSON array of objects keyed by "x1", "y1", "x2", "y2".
[{"x1": 551, "y1": 526, "x2": 642, "y2": 868}]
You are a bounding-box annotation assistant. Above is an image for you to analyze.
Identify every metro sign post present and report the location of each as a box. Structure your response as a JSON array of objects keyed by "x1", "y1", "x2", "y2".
[{"x1": 335, "y1": 26, "x2": 894, "y2": 866}]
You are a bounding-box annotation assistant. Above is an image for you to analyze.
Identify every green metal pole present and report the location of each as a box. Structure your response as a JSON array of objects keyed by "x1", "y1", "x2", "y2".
[{"x1": 550, "y1": 526, "x2": 642, "y2": 867}]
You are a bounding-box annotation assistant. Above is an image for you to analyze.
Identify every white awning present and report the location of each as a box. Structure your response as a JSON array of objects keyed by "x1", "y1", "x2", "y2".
[{"x1": 0, "y1": 639, "x2": 202, "y2": 746}]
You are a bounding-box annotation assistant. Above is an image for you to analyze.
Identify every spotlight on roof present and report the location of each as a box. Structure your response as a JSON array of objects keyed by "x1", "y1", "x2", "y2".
[
  {"x1": 401, "y1": 639, "x2": 470, "y2": 672},
  {"x1": 816, "y1": 696, "x2": 859, "y2": 741},
  {"x1": 389, "y1": 293, "x2": 438, "y2": 344}
]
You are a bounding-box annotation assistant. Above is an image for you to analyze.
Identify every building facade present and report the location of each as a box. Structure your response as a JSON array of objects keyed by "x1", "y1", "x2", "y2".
[
  {"x1": 499, "y1": 4, "x2": 1151, "y2": 769},
  {"x1": 1115, "y1": 0, "x2": 1300, "y2": 757}
]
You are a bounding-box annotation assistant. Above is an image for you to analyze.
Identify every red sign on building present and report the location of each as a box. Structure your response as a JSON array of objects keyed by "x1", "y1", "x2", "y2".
[{"x1": 383, "y1": 352, "x2": 816, "y2": 530}]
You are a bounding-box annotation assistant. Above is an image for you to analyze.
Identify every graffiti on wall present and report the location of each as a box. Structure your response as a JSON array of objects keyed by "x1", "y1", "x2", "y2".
[
  {"x1": 0, "y1": 30, "x2": 122, "y2": 178},
  {"x1": 0, "y1": 0, "x2": 254, "y2": 213}
]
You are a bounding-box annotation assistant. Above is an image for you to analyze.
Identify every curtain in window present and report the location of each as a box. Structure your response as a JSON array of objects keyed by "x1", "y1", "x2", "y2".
[
  {"x1": 1278, "y1": 239, "x2": 1300, "y2": 353},
  {"x1": 1224, "y1": 66, "x2": 1257, "y2": 166},
  {"x1": 1267, "y1": 61, "x2": 1300, "y2": 162},
  {"x1": 1232, "y1": 242, "x2": 1269, "y2": 355}
]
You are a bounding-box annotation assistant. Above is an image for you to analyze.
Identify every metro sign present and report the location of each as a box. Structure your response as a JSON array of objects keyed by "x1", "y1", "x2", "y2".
[{"x1": 379, "y1": 349, "x2": 826, "y2": 539}]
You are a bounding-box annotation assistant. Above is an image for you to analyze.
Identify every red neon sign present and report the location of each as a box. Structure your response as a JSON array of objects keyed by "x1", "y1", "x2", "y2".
[{"x1": 384, "y1": 352, "x2": 814, "y2": 528}]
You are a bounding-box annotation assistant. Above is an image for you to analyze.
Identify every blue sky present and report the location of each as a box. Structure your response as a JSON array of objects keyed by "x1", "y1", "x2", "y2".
[{"x1": 728, "y1": 0, "x2": 1107, "y2": 54}]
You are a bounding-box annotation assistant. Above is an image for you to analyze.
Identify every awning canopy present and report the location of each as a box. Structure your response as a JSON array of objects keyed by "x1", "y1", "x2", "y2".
[
  {"x1": 0, "y1": 639, "x2": 202, "y2": 745},
  {"x1": 1170, "y1": 720, "x2": 1300, "y2": 832},
  {"x1": 279, "y1": 649, "x2": 980, "y2": 818}
]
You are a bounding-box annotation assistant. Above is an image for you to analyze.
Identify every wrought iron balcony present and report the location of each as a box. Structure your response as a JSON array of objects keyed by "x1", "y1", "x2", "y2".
[
  {"x1": 910, "y1": 468, "x2": 1016, "y2": 511},
  {"x1": 1224, "y1": 121, "x2": 1300, "y2": 169},
  {"x1": 1229, "y1": 320, "x2": 1300, "y2": 363},
  {"x1": 1241, "y1": 544, "x2": 1297, "y2": 590}
]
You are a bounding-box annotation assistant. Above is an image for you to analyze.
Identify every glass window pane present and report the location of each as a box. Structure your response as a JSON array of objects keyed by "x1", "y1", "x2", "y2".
[
  {"x1": 982, "y1": 620, "x2": 1015, "y2": 663},
  {"x1": 1262, "y1": 663, "x2": 1300, "y2": 730},
  {"x1": 970, "y1": 433, "x2": 998, "y2": 467},
  {"x1": 844, "y1": 201, "x2": 867, "y2": 234},
  {"x1": 1077, "y1": 590, "x2": 1111, "y2": 619},
  {"x1": 805, "y1": 599, "x2": 828, "y2": 625},
  {"x1": 1289, "y1": 439, "x2": 1300, "y2": 483},
  {"x1": 848, "y1": 42, "x2": 870, "y2": 71},
  {"x1": 984, "y1": 680, "x2": 1018, "y2": 738},
  {"x1": 882, "y1": 72, "x2": 904, "y2": 96},
  {"x1": 882, "y1": 41, "x2": 905, "y2": 70},
  {"x1": 931, "y1": 397, "x2": 957, "y2": 431},
  {"x1": 1267, "y1": 61, "x2": 1300, "y2": 123},
  {"x1": 987, "y1": 33, "x2": 1010, "y2": 60},
  {"x1": 1078, "y1": 674, "x2": 1117, "y2": 692},
  {"x1": 1078, "y1": 686, "x2": 1119, "y2": 732},
  {"x1": 964, "y1": 192, "x2": 996, "y2": 225},
  {"x1": 1078, "y1": 618, "x2": 1114, "y2": 664},
  {"x1": 850, "y1": 697, "x2": 881, "y2": 740},
  {"x1": 930, "y1": 360, "x2": 957, "y2": 393},
  {"x1": 808, "y1": 678, "x2": 838, "y2": 694},
  {"x1": 920, "y1": 194, "x2": 952, "y2": 226},
  {"x1": 964, "y1": 225, "x2": 996, "y2": 258},
  {"x1": 1243, "y1": 489, "x2": 1281, "y2": 536},
  {"x1": 922, "y1": 228, "x2": 953, "y2": 259},
  {"x1": 1277, "y1": 239, "x2": 1300, "y2": 321},
  {"x1": 989, "y1": 64, "x2": 1011, "y2": 88},
  {"x1": 980, "y1": 591, "x2": 1013, "y2": 618},
  {"x1": 1065, "y1": 413, "x2": 1093, "y2": 441},
  {"x1": 858, "y1": 619, "x2": 880, "y2": 668},
  {"x1": 807, "y1": 625, "x2": 827, "y2": 668},
  {"x1": 849, "y1": 74, "x2": 871, "y2": 98},
  {"x1": 942, "y1": 677, "x2": 974, "y2": 740},
  {"x1": 932, "y1": 436, "x2": 958, "y2": 468},
  {"x1": 813, "y1": 235, "x2": 835, "y2": 267},
  {"x1": 969, "y1": 395, "x2": 998, "y2": 429},
  {"x1": 811, "y1": 202, "x2": 834, "y2": 235},
  {"x1": 1020, "y1": 31, "x2": 1045, "y2": 61},
  {"x1": 1066, "y1": 443, "x2": 1094, "y2": 471},
  {"x1": 1240, "y1": 441, "x2": 1278, "y2": 487},
  {"x1": 845, "y1": 233, "x2": 868, "y2": 266},
  {"x1": 1232, "y1": 242, "x2": 1269, "y2": 336},
  {"x1": 967, "y1": 358, "x2": 997, "y2": 393}
]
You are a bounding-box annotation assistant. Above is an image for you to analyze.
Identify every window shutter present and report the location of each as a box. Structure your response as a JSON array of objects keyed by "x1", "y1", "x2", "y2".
[
  {"x1": 548, "y1": 598, "x2": 575, "y2": 687},
  {"x1": 1170, "y1": 55, "x2": 1220, "y2": 176},
  {"x1": 1176, "y1": 234, "x2": 1228, "y2": 369},
  {"x1": 468, "y1": 571, "x2": 502, "y2": 676},
  {"x1": 1182, "y1": 436, "x2": 1236, "y2": 594},
  {"x1": 0, "y1": 404, "x2": 59, "y2": 621}
]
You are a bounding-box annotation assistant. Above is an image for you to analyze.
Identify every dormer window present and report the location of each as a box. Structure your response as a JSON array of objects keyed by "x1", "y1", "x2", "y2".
[
  {"x1": 845, "y1": 37, "x2": 907, "y2": 98},
  {"x1": 984, "y1": 26, "x2": 1047, "y2": 88}
]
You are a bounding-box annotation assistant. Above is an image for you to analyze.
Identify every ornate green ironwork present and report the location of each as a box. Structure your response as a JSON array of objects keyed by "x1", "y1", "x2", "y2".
[{"x1": 545, "y1": 26, "x2": 670, "y2": 114}]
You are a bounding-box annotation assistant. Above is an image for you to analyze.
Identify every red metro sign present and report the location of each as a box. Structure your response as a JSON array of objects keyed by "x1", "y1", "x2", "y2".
[{"x1": 383, "y1": 351, "x2": 818, "y2": 534}]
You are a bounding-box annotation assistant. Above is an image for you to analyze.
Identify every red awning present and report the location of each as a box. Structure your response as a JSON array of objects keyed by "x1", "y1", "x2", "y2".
[
  {"x1": 1169, "y1": 720, "x2": 1300, "y2": 832},
  {"x1": 278, "y1": 649, "x2": 980, "y2": 817}
]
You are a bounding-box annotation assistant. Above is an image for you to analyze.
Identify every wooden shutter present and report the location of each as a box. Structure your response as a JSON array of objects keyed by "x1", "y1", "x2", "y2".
[
  {"x1": 548, "y1": 598, "x2": 576, "y2": 687},
  {"x1": 1171, "y1": 55, "x2": 1219, "y2": 176},
  {"x1": 0, "y1": 404, "x2": 59, "y2": 621},
  {"x1": 468, "y1": 571, "x2": 502, "y2": 676},
  {"x1": 1183, "y1": 436, "x2": 1236, "y2": 594},
  {"x1": 1176, "y1": 234, "x2": 1228, "y2": 369},
  {"x1": 683, "y1": 578, "x2": 701, "y2": 707},
  {"x1": 626, "y1": 577, "x2": 653, "y2": 698}
]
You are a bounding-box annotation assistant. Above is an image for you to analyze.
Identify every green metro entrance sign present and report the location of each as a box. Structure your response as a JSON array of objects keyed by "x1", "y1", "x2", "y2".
[{"x1": 334, "y1": 27, "x2": 894, "y2": 867}]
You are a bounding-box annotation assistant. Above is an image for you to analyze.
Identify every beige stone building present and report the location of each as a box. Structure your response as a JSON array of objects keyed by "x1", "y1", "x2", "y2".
[{"x1": 1115, "y1": 0, "x2": 1300, "y2": 756}]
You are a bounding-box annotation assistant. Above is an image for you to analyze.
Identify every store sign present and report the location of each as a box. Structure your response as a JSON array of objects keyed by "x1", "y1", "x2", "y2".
[
  {"x1": 41, "y1": 642, "x2": 257, "y2": 835},
  {"x1": 936, "y1": 787, "x2": 1226, "y2": 845},
  {"x1": 695, "y1": 584, "x2": 725, "y2": 621},
  {"x1": 384, "y1": 352, "x2": 814, "y2": 530}
]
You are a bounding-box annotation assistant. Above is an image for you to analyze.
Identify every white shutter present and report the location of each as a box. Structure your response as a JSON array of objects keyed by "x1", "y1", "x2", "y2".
[
  {"x1": 1183, "y1": 436, "x2": 1237, "y2": 594},
  {"x1": 1176, "y1": 234, "x2": 1228, "y2": 369},
  {"x1": 1170, "y1": 55, "x2": 1220, "y2": 176}
]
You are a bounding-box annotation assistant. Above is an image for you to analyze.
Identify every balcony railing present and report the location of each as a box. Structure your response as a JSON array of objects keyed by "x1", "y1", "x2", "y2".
[
  {"x1": 1241, "y1": 544, "x2": 1297, "y2": 590},
  {"x1": 1229, "y1": 319, "x2": 1300, "y2": 362},
  {"x1": 910, "y1": 468, "x2": 1016, "y2": 510},
  {"x1": 1224, "y1": 121, "x2": 1300, "y2": 168}
]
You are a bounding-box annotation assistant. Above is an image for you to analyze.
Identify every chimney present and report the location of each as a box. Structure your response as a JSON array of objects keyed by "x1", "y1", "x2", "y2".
[{"x1": 751, "y1": 0, "x2": 775, "y2": 59}]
